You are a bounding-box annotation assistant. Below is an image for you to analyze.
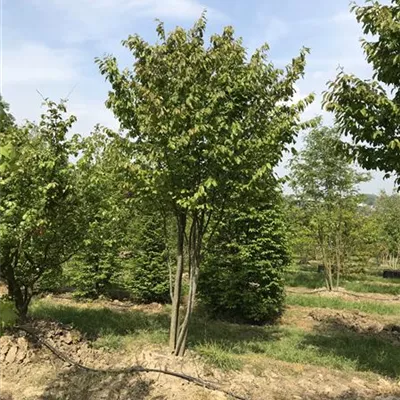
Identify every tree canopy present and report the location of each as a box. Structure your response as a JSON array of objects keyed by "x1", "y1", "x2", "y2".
[{"x1": 324, "y1": 0, "x2": 400, "y2": 187}]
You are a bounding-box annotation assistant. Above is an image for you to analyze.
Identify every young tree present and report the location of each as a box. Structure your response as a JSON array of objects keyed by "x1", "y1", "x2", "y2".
[
  {"x1": 289, "y1": 125, "x2": 369, "y2": 290},
  {"x1": 324, "y1": 0, "x2": 400, "y2": 187},
  {"x1": 96, "y1": 16, "x2": 314, "y2": 355},
  {"x1": 0, "y1": 101, "x2": 82, "y2": 318}
]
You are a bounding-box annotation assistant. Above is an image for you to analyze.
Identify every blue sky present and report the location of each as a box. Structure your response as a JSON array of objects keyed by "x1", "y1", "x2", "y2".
[{"x1": 1, "y1": 0, "x2": 396, "y2": 193}]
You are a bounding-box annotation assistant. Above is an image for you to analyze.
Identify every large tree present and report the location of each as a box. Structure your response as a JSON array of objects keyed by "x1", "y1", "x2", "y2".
[
  {"x1": 324, "y1": 0, "x2": 400, "y2": 187},
  {"x1": 96, "y1": 16, "x2": 314, "y2": 355},
  {"x1": 289, "y1": 125, "x2": 369, "y2": 289}
]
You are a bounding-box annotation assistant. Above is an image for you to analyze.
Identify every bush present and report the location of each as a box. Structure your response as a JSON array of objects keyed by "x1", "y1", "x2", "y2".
[
  {"x1": 199, "y1": 194, "x2": 288, "y2": 324},
  {"x1": 123, "y1": 215, "x2": 170, "y2": 304}
]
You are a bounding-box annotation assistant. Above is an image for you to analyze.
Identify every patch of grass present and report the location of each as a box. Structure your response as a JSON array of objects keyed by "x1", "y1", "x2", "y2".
[
  {"x1": 286, "y1": 293, "x2": 400, "y2": 315},
  {"x1": 301, "y1": 326, "x2": 400, "y2": 378},
  {"x1": 92, "y1": 333, "x2": 125, "y2": 351},
  {"x1": 30, "y1": 300, "x2": 169, "y2": 346},
  {"x1": 195, "y1": 342, "x2": 243, "y2": 371},
  {"x1": 285, "y1": 270, "x2": 400, "y2": 295},
  {"x1": 0, "y1": 299, "x2": 17, "y2": 334},
  {"x1": 344, "y1": 281, "x2": 400, "y2": 296}
]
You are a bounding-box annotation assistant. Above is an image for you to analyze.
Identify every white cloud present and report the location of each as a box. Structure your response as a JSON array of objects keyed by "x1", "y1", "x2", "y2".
[
  {"x1": 34, "y1": 0, "x2": 226, "y2": 43},
  {"x1": 3, "y1": 42, "x2": 82, "y2": 85}
]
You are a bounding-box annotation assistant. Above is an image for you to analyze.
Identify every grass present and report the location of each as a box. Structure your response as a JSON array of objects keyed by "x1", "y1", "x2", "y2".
[
  {"x1": 286, "y1": 293, "x2": 400, "y2": 316},
  {"x1": 285, "y1": 269, "x2": 400, "y2": 295},
  {"x1": 30, "y1": 296, "x2": 400, "y2": 378},
  {"x1": 30, "y1": 300, "x2": 169, "y2": 345}
]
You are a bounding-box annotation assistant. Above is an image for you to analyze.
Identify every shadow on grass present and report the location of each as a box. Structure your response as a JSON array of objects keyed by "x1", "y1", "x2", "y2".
[
  {"x1": 300, "y1": 319, "x2": 400, "y2": 378},
  {"x1": 39, "y1": 367, "x2": 155, "y2": 400},
  {"x1": 31, "y1": 302, "x2": 170, "y2": 340},
  {"x1": 30, "y1": 301, "x2": 281, "y2": 348}
]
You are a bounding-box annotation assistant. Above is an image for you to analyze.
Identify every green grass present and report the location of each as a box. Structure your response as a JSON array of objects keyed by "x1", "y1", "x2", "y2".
[
  {"x1": 30, "y1": 300, "x2": 169, "y2": 345},
  {"x1": 195, "y1": 342, "x2": 243, "y2": 370},
  {"x1": 285, "y1": 270, "x2": 400, "y2": 295},
  {"x1": 286, "y1": 293, "x2": 400, "y2": 315},
  {"x1": 30, "y1": 297, "x2": 400, "y2": 377}
]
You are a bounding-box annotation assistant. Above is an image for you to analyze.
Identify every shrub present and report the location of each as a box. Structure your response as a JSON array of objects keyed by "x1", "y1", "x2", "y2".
[
  {"x1": 124, "y1": 215, "x2": 170, "y2": 304},
  {"x1": 199, "y1": 193, "x2": 288, "y2": 324}
]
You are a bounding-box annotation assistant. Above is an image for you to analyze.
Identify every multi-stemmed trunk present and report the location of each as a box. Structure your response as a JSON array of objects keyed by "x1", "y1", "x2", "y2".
[{"x1": 169, "y1": 211, "x2": 204, "y2": 356}]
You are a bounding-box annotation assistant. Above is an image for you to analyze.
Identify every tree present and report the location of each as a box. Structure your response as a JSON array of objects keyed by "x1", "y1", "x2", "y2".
[
  {"x1": 324, "y1": 0, "x2": 400, "y2": 187},
  {"x1": 0, "y1": 101, "x2": 82, "y2": 318},
  {"x1": 289, "y1": 125, "x2": 369, "y2": 290},
  {"x1": 96, "y1": 15, "x2": 314, "y2": 355}
]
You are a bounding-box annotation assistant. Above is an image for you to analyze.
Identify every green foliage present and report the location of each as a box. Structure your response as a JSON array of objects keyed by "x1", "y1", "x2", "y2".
[
  {"x1": 68, "y1": 128, "x2": 129, "y2": 298},
  {"x1": 0, "y1": 97, "x2": 17, "y2": 175},
  {"x1": 0, "y1": 101, "x2": 82, "y2": 318},
  {"x1": 0, "y1": 96, "x2": 15, "y2": 132},
  {"x1": 123, "y1": 215, "x2": 170, "y2": 303},
  {"x1": 199, "y1": 190, "x2": 288, "y2": 324},
  {"x1": 324, "y1": 0, "x2": 400, "y2": 187},
  {"x1": 0, "y1": 298, "x2": 17, "y2": 333}
]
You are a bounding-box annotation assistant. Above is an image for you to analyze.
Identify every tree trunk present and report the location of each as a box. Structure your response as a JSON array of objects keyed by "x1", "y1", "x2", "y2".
[
  {"x1": 174, "y1": 217, "x2": 202, "y2": 356},
  {"x1": 4, "y1": 255, "x2": 30, "y2": 320},
  {"x1": 169, "y1": 213, "x2": 186, "y2": 352}
]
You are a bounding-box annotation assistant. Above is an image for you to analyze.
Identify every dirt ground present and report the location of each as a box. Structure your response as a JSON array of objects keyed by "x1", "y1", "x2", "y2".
[{"x1": 1, "y1": 296, "x2": 400, "y2": 400}]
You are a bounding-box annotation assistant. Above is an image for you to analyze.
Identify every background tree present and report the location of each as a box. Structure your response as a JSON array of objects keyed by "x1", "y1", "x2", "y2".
[
  {"x1": 324, "y1": 0, "x2": 400, "y2": 187},
  {"x1": 374, "y1": 192, "x2": 400, "y2": 269},
  {"x1": 0, "y1": 101, "x2": 82, "y2": 318},
  {"x1": 66, "y1": 128, "x2": 130, "y2": 298},
  {"x1": 96, "y1": 16, "x2": 314, "y2": 355},
  {"x1": 289, "y1": 125, "x2": 369, "y2": 290}
]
